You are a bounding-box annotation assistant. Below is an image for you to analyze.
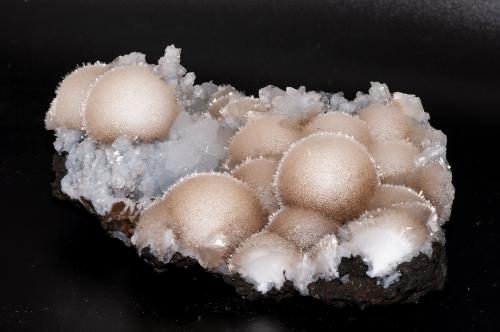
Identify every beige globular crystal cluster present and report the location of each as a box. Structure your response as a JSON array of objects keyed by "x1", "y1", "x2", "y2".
[
  {"x1": 46, "y1": 45, "x2": 454, "y2": 300},
  {"x1": 134, "y1": 173, "x2": 266, "y2": 269},
  {"x1": 46, "y1": 61, "x2": 179, "y2": 144},
  {"x1": 84, "y1": 65, "x2": 179, "y2": 143}
]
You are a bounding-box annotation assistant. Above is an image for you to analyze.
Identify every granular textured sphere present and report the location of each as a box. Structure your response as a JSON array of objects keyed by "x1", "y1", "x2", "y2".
[
  {"x1": 358, "y1": 103, "x2": 411, "y2": 142},
  {"x1": 416, "y1": 162, "x2": 454, "y2": 224},
  {"x1": 276, "y1": 133, "x2": 378, "y2": 222},
  {"x1": 267, "y1": 207, "x2": 341, "y2": 250},
  {"x1": 369, "y1": 140, "x2": 420, "y2": 186},
  {"x1": 84, "y1": 65, "x2": 179, "y2": 144},
  {"x1": 227, "y1": 115, "x2": 301, "y2": 166},
  {"x1": 231, "y1": 157, "x2": 279, "y2": 215},
  {"x1": 45, "y1": 63, "x2": 108, "y2": 130},
  {"x1": 139, "y1": 173, "x2": 266, "y2": 268},
  {"x1": 302, "y1": 112, "x2": 372, "y2": 146}
]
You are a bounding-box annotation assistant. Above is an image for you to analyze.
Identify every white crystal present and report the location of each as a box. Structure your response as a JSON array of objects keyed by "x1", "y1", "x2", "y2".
[
  {"x1": 58, "y1": 111, "x2": 226, "y2": 215},
  {"x1": 266, "y1": 86, "x2": 324, "y2": 122}
]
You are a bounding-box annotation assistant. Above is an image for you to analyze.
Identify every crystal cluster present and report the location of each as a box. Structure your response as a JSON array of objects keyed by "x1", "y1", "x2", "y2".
[{"x1": 46, "y1": 45, "x2": 454, "y2": 304}]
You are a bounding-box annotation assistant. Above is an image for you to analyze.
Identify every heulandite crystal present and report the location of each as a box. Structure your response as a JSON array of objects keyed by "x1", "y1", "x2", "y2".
[{"x1": 47, "y1": 44, "x2": 454, "y2": 306}]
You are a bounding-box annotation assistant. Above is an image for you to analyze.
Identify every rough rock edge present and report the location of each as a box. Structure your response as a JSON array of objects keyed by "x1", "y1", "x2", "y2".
[
  {"x1": 52, "y1": 152, "x2": 137, "y2": 238},
  {"x1": 51, "y1": 152, "x2": 447, "y2": 307}
]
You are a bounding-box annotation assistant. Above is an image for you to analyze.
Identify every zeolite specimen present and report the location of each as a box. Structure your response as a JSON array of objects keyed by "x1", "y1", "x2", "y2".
[
  {"x1": 266, "y1": 207, "x2": 341, "y2": 250},
  {"x1": 47, "y1": 45, "x2": 454, "y2": 306}
]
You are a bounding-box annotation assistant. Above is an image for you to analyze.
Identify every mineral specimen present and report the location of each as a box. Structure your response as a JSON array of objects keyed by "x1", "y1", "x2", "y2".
[{"x1": 47, "y1": 44, "x2": 454, "y2": 306}]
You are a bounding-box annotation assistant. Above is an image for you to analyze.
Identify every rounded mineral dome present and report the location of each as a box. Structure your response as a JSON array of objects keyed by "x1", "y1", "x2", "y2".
[
  {"x1": 302, "y1": 111, "x2": 372, "y2": 146},
  {"x1": 138, "y1": 173, "x2": 266, "y2": 269},
  {"x1": 369, "y1": 140, "x2": 420, "y2": 186},
  {"x1": 226, "y1": 115, "x2": 301, "y2": 166},
  {"x1": 416, "y1": 162, "x2": 454, "y2": 224},
  {"x1": 84, "y1": 65, "x2": 179, "y2": 144},
  {"x1": 358, "y1": 103, "x2": 411, "y2": 142},
  {"x1": 45, "y1": 63, "x2": 108, "y2": 130},
  {"x1": 231, "y1": 157, "x2": 279, "y2": 215},
  {"x1": 267, "y1": 206, "x2": 341, "y2": 250},
  {"x1": 275, "y1": 133, "x2": 378, "y2": 222}
]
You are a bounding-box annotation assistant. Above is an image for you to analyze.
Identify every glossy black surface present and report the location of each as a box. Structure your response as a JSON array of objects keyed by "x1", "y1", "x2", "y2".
[{"x1": 1, "y1": 1, "x2": 499, "y2": 331}]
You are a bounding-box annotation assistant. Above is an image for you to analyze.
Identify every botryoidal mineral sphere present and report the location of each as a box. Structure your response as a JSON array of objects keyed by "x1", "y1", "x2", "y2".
[
  {"x1": 45, "y1": 63, "x2": 108, "y2": 130},
  {"x1": 133, "y1": 173, "x2": 266, "y2": 269},
  {"x1": 84, "y1": 65, "x2": 179, "y2": 143},
  {"x1": 275, "y1": 133, "x2": 379, "y2": 221}
]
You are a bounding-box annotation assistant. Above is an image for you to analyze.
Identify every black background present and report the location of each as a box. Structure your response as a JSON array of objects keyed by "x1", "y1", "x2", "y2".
[{"x1": 1, "y1": 0, "x2": 499, "y2": 331}]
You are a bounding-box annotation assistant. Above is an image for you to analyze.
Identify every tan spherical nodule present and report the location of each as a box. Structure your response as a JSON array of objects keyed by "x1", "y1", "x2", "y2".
[
  {"x1": 45, "y1": 63, "x2": 108, "y2": 130},
  {"x1": 275, "y1": 133, "x2": 378, "y2": 222},
  {"x1": 369, "y1": 140, "x2": 420, "y2": 186},
  {"x1": 138, "y1": 173, "x2": 266, "y2": 269},
  {"x1": 416, "y1": 162, "x2": 454, "y2": 224},
  {"x1": 207, "y1": 85, "x2": 241, "y2": 118},
  {"x1": 358, "y1": 103, "x2": 412, "y2": 142},
  {"x1": 84, "y1": 65, "x2": 179, "y2": 144},
  {"x1": 267, "y1": 206, "x2": 341, "y2": 251},
  {"x1": 231, "y1": 157, "x2": 279, "y2": 215},
  {"x1": 366, "y1": 184, "x2": 425, "y2": 211},
  {"x1": 226, "y1": 115, "x2": 302, "y2": 166},
  {"x1": 302, "y1": 112, "x2": 372, "y2": 146}
]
